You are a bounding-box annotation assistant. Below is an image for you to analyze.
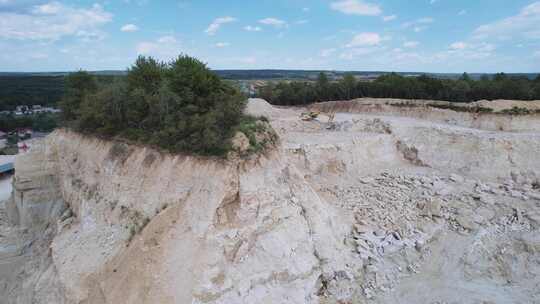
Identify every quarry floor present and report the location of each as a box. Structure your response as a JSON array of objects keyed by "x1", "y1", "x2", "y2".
[{"x1": 248, "y1": 99, "x2": 540, "y2": 303}]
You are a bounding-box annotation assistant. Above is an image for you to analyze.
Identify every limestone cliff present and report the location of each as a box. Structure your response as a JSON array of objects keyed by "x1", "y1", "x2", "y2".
[
  {"x1": 3, "y1": 99, "x2": 540, "y2": 304},
  {"x1": 3, "y1": 129, "x2": 353, "y2": 304}
]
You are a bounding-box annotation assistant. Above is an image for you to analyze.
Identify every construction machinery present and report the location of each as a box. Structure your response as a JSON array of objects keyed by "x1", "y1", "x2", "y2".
[{"x1": 300, "y1": 111, "x2": 335, "y2": 123}]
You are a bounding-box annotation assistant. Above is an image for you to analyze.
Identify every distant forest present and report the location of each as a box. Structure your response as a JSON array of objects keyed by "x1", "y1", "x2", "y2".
[
  {"x1": 0, "y1": 75, "x2": 120, "y2": 111},
  {"x1": 0, "y1": 76, "x2": 64, "y2": 111},
  {"x1": 0, "y1": 70, "x2": 539, "y2": 112},
  {"x1": 257, "y1": 73, "x2": 540, "y2": 106}
]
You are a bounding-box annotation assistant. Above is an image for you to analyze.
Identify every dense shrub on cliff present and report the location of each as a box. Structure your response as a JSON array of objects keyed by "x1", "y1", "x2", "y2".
[
  {"x1": 258, "y1": 72, "x2": 540, "y2": 105},
  {"x1": 60, "y1": 55, "x2": 254, "y2": 156}
]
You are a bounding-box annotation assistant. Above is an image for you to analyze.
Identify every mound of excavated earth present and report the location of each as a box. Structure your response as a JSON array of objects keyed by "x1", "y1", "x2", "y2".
[{"x1": 2, "y1": 98, "x2": 540, "y2": 304}]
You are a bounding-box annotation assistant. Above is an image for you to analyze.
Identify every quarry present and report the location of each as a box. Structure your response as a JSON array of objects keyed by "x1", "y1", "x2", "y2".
[{"x1": 2, "y1": 97, "x2": 540, "y2": 304}]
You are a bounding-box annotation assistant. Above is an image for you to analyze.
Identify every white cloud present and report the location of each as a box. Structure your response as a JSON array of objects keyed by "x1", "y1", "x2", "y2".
[
  {"x1": 227, "y1": 56, "x2": 256, "y2": 65},
  {"x1": 439, "y1": 42, "x2": 497, "y2": 62},
  {"x1": 417, "y1": 17, "x2": 434, "y2": 24},
  {"x1": 136, "y1": 42, "x2": 159, "y2": 54},
  {"x1": 383, "y1": 15, "x2": 396, "y2": 22},
  {"x1": 205, "y1": 16, "x2": 236, "y2": 36},
  {"x1": 442, "y1": 42, "x2": 496, "y2": 63},
  {"x1": 157, "y1": 35, "x2": 176, "y2": 43},
  {"x1": 0, "y1": 0, "x2": 46, "y2": 10},
  {"x1": 450, "y1": 41, "x2": 467, "y2": 50},
  {"x1": 403, "y1": 41, "x2": 419, "y2": 48},
  {"x1": 473, "y1": 2, "x2": 540, "y2": 40},
  {"x1": 215, "y1": 42, "x2": 230, "y2": 48},
  {"x1": 136, "y1": 35, "x2": 182, "y2": 60},
  {"x1": 29, "y1": 52, "x2": 48, "y2": 59},
  {"x1": 330, "y1": 0, "x2": 382, "y2": 16},
  {"x1": 402, "y1": 17, "x2": 434, "y2": 32},
  {"x1": 121, "y1": 24, "x2": 138, "y2": 32},
  {"x1": 340, "y1": 47, "x2": 379, "y2": 60},
  {"x1": 476, "y1": 43, "x2": 496, "y2": 52},
  {"x1": 320, "y1": 48, "x2": 337, "y2": 57},
  {"x1": 458, "y1": 10, "x2": 467, "y2": 16},
  {"x1": 345, "y1": 32, "x2": 382, "y2": 47},
  {"x1": 244, "y1": 25, "x2": 262, "y2": 32},
  {"x1": 259, "y1": 18, "x2": 287, "y2": 28},
  {"x1": 32, "y1": 2, "x2": 62, "y2": 14},
  {"x1": 534, "y1": 50, "x2": 540, "y2": 57},
  {"x1": 296, "y1": 20, "x2": 309, "y2": 25},
  {"x1": 123, "y1": 0, "x2": 150, "y2": 6},
  {"x1": 0, "y1": 2, "x2": 112, "y2": 40}
]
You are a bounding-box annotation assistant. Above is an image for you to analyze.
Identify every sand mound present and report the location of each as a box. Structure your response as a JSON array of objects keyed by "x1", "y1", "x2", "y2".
[{"x1": 245, "y1": 98, "x2": 282, "y2": 118}]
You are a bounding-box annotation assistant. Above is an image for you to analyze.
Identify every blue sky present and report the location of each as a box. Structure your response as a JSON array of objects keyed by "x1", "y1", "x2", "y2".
[{"x1": 0, "y1": 0, "x2": 539, "y2": 73}]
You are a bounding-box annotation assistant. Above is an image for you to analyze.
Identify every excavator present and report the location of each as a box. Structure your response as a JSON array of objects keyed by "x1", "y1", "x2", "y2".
[{"x1": 300, "y1": 110, "x2": 336, "y2": 123}]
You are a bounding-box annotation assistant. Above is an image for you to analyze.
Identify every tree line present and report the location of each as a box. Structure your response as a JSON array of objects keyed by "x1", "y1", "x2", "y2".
[
  {"x1": 59, "y1": 55, "x2": 250, "y2": 156},
  {"x1": 257, "y1": 72, "x2": 540, "y2": 106},
  {"x1": 0, "y1": 113, "x2": 59, "y2": 133},
  {"x1": 0, "y1": 76, "x2": 65, "y2": 111}
]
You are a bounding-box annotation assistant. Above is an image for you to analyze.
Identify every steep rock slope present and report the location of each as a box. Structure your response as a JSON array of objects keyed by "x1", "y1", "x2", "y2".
[{"x1": 4, "y1": 129, "x2": 353, "y2": 304}]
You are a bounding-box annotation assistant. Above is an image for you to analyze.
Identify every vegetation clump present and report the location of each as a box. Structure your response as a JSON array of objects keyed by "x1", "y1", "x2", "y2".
[
  {"x1": 429, "y1": 103, "x2": 494, "y2": 114},
  {"x1": 234, "y1": 116, "x2": 278, "y2": 156},
  {"x1": 60, "y1": 55, "x2": 269, "y2": 157},
  {"x1": 500, "y1": 106, "x2": 540, "y2": 115}
]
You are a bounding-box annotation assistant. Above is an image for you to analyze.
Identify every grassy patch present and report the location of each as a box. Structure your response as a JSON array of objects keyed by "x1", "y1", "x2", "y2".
[
  {"x1": 429, "y1": 103, "x2": 494, "y2": 114},
  {"x1": 500, "y1": 106, "x2": 540, "y2": 115},
  {"x1": 234, "y1": 115, "x2": 278, "y2": 156},
  {"x1": 122, "y1": 207, "x2": 151, "y2": 244}
]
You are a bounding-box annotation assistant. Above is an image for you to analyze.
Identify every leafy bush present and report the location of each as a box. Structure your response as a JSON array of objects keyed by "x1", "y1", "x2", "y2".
[
  {"x1": 500, "y1": 106, "x2": 534, "y2": 115},
  {"x1": 234, "y1": 116, "x2": 278, "y2": 155},
  {"x1": 60, "y1": 55, "x2": 256, "y2": 157},
  {"x1": 430, "y1": 104, "x2": 493, "y2": 113}
]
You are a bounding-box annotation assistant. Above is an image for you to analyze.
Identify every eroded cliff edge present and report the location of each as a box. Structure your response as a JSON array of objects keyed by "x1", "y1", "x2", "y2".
[
  {"x1": 3, "y1": 98, "x2": 540, "y2": 304},
  {"x1": 2, "y1": 127, "x2": 354, "y2": 304}
]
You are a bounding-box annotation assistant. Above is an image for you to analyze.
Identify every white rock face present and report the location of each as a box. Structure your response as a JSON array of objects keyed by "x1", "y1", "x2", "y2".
[
  {"x1": 2, "y1": 98, "x2": 540, "y2": 304},
  {"x1": 3, "y1": 129, "x2": 353, "y2": 304}
]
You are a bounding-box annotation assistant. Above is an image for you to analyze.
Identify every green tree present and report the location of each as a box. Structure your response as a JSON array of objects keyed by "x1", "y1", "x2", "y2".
[
  {"x1": 450, "y1": 80, "x2": 471, "y2": 102},
  {"x1": 534, "y1": 82, "x2": 540, "y2": 99},
  {"x1": 493, "y1": 73, "x2": 508, "y2": 82},
  {"x1": 127, "y1": 56, "x2": 165, "y2": 95},
  {"x1": 61, "y1": 54, "x2": 248, "y2": 157},
  {"x1": 316, "y1": 72, "x2": 330, "y2": 101},
  {"x1": 340, "y1": 74, "x2": 357, "y2": 100},
  {"x1": 460, "y1": 72, "x2": 472, "y2": 82},
  {"x1": 59, "y1": 71, "x2": 97, "y2": 121}
]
